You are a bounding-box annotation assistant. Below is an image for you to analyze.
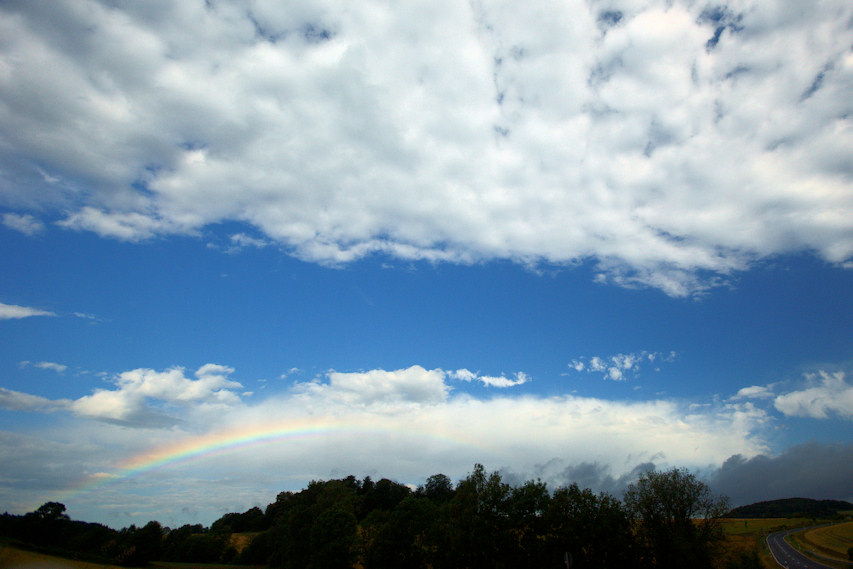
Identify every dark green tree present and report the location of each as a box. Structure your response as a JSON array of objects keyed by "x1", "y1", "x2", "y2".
[
  {"x1": 161, "y1": 524, "x2": 205, "y2": 561},
  {"x1": 34, "y1": 501, "x2": 70, "y2": 521},
  {"x1": 361, "y1": 478, "x2": 411, "y2": 513},
  {"x1": 420, "y1": 473, "x2": 455, "y2": 503},
  {"x1": 506, "y1": 479, "x2": 550, "y2": 568},
  {"x1": 310, "y1": 507, "x2": 358, "y2": 569},
  {"x1": 624, "y1": 468, "x2": 729, "y2": 569},
  {"x1": 546, "y1": 483, "x2": 640, "y2": 569},
  {"x1": 364, "y1": 495, "x2": 436, "y2": 569},
  {"x1": 267, "y1": 478, "x2": 360, "y2": 568},
  {"x1": 436, "y1": 464, "x2": 513, "y2": 569}
]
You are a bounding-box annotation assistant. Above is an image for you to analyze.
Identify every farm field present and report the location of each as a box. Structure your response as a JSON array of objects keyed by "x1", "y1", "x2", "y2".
[
  {"x1": 0, "y1": 544, "x2": 266, "y2": 569},
  {"x1": 721, "y1": 517, "x2": 817, "y2": 536},
  {"x1": 798, "y1": 521, "x2": 853, "y2": 561},
  {"x1": 0, "y1": 544, "x2": 126, "y2": 569},
  {"x1": 719, "y1": 518, "x2": 833, "y2": 569}
]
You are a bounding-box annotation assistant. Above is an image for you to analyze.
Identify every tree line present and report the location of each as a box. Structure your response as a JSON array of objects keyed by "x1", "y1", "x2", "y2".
[
  {"x1": 1, "y1": 465, "x2": 750, "y2": 569},
  {"x1": 726, "y1": 497, "x2": 853, "y2": 519}
]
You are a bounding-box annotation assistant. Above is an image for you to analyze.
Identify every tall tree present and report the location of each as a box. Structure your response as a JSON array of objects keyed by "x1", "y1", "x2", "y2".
[
  {"x1": 420, "y1": 473, "x2": 454, "y2": 503},
  {"x1": 624, "y1": 468, "x2": 729, "y2": 569},
  {"x1": 546, "y1": 484, "x2": 640, "y2": 569},
  {"x1": 364, "y1": 496, "x2": 436, "y2": 569},
  {"x1": 33, "y1": 501, "x2": 69, "y2": 521},
  {"x1": 310, "y1": 507, "x2": 358, "y2": 569}
]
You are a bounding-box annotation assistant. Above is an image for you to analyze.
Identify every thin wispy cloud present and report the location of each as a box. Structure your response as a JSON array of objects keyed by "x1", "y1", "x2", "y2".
[
  {"x1": 34, "y1": 362, "x2": 68, "y2": 374},
  {"x1": 449, "y1": 369, "x2": 529, "y2": 388},
  {"x1": 0, "y1": 302, "x2": 56, "y2": 320},
  {"x1": 2, "y1": 213, "x2": 44, "y2": 236}
]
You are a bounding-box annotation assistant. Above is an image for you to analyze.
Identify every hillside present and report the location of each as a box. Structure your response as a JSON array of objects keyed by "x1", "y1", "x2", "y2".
[{"x1": 727, "y1": 498, "x2": 853, "y2": 519}]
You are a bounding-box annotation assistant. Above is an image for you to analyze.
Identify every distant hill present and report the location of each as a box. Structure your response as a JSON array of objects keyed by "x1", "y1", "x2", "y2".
[{"x1": 727, "y1": 498, "x2": 853, "y2": 519}]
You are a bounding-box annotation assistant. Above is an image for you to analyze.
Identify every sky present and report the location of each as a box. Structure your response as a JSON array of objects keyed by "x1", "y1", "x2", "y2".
[{"x1": 0, "y1": 0, "x2": 852, "y2": 529}]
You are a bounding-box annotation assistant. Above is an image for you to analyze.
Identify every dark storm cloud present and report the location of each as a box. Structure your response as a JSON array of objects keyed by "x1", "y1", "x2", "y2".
[{"x1": 710, "y1": 442, "x2": 853, "y2": 507}]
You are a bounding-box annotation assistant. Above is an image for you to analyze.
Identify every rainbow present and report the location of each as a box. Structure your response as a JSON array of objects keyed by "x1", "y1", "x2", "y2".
[{"x1": 60, "y1": 418, "x2": 479, "y2": 500}]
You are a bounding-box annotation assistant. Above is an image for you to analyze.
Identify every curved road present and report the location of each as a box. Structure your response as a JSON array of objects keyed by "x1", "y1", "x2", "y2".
[{"x1": 766, "y1": 527, "x2": 834, "y2": 569}]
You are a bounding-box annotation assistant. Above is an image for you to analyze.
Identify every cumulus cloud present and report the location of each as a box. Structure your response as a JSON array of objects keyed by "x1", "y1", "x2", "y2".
[
  {"x1": 710, "y1": 442, "x2": 853, "y2": 506},
  {"x1": 2, "y1": 212, "x2": 44, "y2": 235},
  {"x1": 0, "y1": 302, "x2": 56, "y2": 320},
  {"x1": 569, "y1": 351, "x2": 676, "y2": 381},
  {"x1": 1, "y1": 364, "x2": 244, "y2": 427},
  {"x1": 72, "y1": 364, "x2": 243, "y2": 426},
  {"x1": 773, "y1": 371, "x2": 853, "y2": 419},
  {"x1": 0, "y1": 1, "x2": 850, "y2": 296},
  {"x1": 292, "y1": 366, "x2": 450, "y2": 407},
  {"x1": 449, "y1": 368, "x2": 529, "y2": 388}
]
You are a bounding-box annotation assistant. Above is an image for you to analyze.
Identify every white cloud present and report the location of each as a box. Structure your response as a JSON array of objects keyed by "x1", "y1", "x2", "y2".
[
  {"x1": 449, "y1": 368, "x2": 529, "y2": 388},
  {"x1": 0, "y1": 388, "x2": 69, "y2": 413},
  {"x1": 293, "y1": 366, "x2": 449, "y2": 407},
  {"x1": 2, "y1": 364, "x2": 244, "y2": 427},
  {"x1": 0, "y1": 302, "x2": 55, "y2": 320},
  {"x1": 73, "y1": 312, "x2": 103, "y2": 321},
  {"x1": 2, "y1": 212, "x2": 44, "y2": 235},
  {"x1": 732, "y1": 385, "x2": 775, "y2": 400},
  {"x1": 33, "y1": 361, "x2": 68, "y2": 373},
  {"x1": 569, "y1": 351, "x2": 675, "y2": 381},
  {"x1": 0, "y1": 1, "x2": 850, "y2": 296},
  {"x1": 229, "y1": 233, "x2": 269, "y2": 249},
  {"x1": 0, "y1": 362, "x2": 773, "y2": 527},
  {"x1": 58, "y1": 207, "x2": 184, "y2": 242},
  {"x1": 773, "y1": 371, "x2": 853, "y2": 420}
]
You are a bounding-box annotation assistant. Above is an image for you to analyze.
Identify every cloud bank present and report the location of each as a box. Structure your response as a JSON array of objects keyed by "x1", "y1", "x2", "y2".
[
  {"x1": 6, "y1": 363, "x2": 852, "y2": 526},
  {"x1": 0, "y1": 362, "x2": 776, "y2": 525},
  {"x1": 710, "y1": 442, "x2": 853, "y2": 506},
  {"x1": 1, "y1": 1, "x2": 851, "y2": 296}
]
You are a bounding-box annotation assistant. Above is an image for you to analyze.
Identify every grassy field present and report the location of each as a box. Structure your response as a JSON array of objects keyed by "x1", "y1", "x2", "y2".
[
  {"x1": 719, "y1": 517, "x2": 836, "y2": 569},
  {"x1": 0, "y1": 544, "x2": 127, "y2": 569},
  {"x1": 796, "y1": 521, "x2": 853, "y2": 561},
  {"x1": 721, "y1": 517, "x2": 817, "y2": 536},
  {"x1": 0, "y1": 544, "x2": 267, "y2": 569},
  {"x1": 1, "y1": 520, "x2": 845, "y2": 569}
]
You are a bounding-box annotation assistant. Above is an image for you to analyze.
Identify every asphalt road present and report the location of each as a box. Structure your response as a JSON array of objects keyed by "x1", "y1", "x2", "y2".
[{"x1": 766, "y1": 527, "x2": 834, "y2": 569}]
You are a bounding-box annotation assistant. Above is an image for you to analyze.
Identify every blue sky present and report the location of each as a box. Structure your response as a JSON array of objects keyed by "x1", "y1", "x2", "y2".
[{"x1": 1, "y1": 0, "x2": 852, "y2": 528}]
